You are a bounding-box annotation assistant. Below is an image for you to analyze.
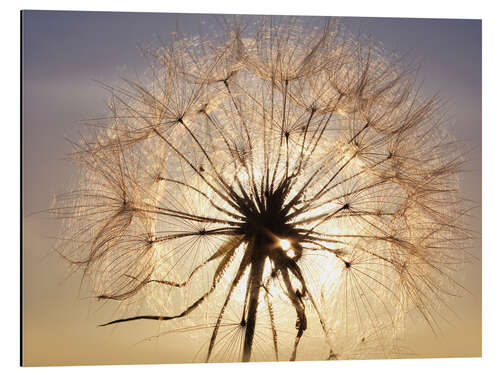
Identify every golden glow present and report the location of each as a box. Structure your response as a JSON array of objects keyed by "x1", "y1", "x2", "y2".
[
  {"x1": 279, "y1": 239, "x2": 291, "y2": 251},
  {"x1": 286, "y1": 249, "x2": 296, "y2": 258}
]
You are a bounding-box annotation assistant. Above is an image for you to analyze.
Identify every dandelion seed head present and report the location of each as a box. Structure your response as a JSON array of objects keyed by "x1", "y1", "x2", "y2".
[{"x1": 51, "y1": 16, "x2": 472, "y2": 363}]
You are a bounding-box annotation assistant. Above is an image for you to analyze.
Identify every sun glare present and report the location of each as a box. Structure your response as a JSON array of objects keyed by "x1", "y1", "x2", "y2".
[{"x1": 279, "y1": 239, "x2": 291, "y2": 251}]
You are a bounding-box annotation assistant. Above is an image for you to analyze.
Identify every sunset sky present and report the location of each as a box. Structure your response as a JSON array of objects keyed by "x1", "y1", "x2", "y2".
[{"x1": 22, "y1": 11, "x2": 481, "y2": 366}]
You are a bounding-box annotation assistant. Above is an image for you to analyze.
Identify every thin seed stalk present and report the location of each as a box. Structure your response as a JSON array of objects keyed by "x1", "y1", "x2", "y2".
[{"x1": 242, "y1": 242, "x2": 266, "y2": 362}]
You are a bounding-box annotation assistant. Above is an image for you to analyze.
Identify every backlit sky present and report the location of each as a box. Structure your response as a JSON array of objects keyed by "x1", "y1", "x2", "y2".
[{"x1": 22, "y1": 11, "x2": 481, "y2": 366}]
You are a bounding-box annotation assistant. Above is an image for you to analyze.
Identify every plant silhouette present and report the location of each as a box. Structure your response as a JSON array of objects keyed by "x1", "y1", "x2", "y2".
[{"x1": 51, "y1": 16, "x2": 472, "y2": 362}]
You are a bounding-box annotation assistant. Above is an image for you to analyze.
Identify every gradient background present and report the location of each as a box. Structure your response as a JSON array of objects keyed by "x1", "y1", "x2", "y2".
[{"x1": 22, "y1": 11, "x2": 481, "y2": 366}]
